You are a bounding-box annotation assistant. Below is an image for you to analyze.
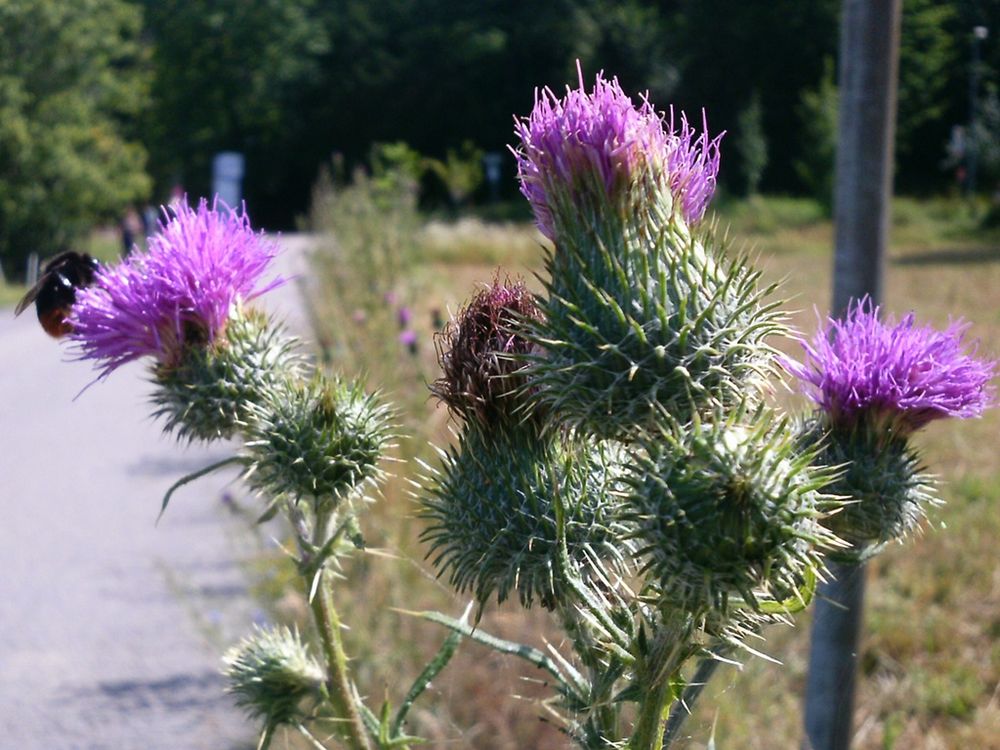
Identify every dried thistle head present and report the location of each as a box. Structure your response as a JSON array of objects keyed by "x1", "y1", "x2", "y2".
[{"x1": 432, "y1": 274, "x2": 543, "y2": 427}]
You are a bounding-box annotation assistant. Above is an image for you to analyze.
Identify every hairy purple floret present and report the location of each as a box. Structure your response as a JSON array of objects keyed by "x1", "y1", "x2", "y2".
[
  {"x1": 667, "y1": 109, "x2": 722, "y2": 224},
  {"x1": 69, "y1": 198, "x2": 282, "y2": 378},
  {"x1": 512, "y1": 63, "x2": 722, "y2": 239},
  {"x1": 787, "y1": 299, "x2": 995, "y2": 434}
]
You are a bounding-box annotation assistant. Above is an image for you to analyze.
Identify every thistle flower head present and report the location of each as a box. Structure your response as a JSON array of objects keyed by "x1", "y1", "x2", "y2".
[
  {"x1": 666, "y1": 109, "x2": 723, "y2": 225},
  {"x1": 151, "y1": 309, "x2": 303, "y2": 443},
  {"x1": 431, "y1": 274, "x2": 542, "y2": 426},
  {"x1": 513, "y1": 63, "x2": 721, "y2": 239},
  {"x1": 787, "y1": 299, "x2": 995, "y2": 436},
  {"x1": 69, "y1": 198, "x2": 282, "y2": 379},
  {"x1": 797, "y1": 418, "x2": 938, "y2": 558},
  {"x1": 242, "y1": 374, "x2": 392, "y2": 510},
  {"x1": 629, "y1": 407, "x2": 842, "y2": 618},
  {"x1": 419, "y1": 424, "x2": 632, "y2": 610},
  {"x1": 223, "y1": 625, "x2": 325, "y2": 730}
]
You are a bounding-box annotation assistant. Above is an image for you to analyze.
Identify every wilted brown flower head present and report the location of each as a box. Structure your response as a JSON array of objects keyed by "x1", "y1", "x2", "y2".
[{"x1": 432, "y1": 274, "x2": 543, "y2": 426}]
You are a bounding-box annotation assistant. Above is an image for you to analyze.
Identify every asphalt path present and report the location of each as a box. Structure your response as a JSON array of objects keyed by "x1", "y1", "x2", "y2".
[{"x1": 0, "y1": 235, "x2": 315, "y2": 749}]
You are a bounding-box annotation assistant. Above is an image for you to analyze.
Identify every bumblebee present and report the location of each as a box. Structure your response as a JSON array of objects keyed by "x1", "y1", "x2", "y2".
[{"x1": 14, "y1": 251, "x2": 100, "y2": 338}]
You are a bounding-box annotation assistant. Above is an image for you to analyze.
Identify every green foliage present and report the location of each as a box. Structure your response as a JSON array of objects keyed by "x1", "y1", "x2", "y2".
[
  {"x1": 424, "y1": 141, "x2": 485, "y2": 208},
  {"x1": 666, "y1": 0, "x2": 839, "y2": 193},
  {"x1": 895, "y1": 0, "x2": 958, "y2": 189},
  {"x1": 736, "y1": 92, "x2": 767, "y2": 197},
  {"x1": 0, "y1": 0, "x2": 151, "y2": 275},
  {"x1": 141, "y1": 0, "x2": 329, "y2": 225},
  {"x1": 971, "y1": 84, "x2": 1000, "y2": 194},
  {"x1": 794, "y1": 59, "x2": 838, "y2": 213},
  {"x1": 370, "y1": 142, "x2": 425, "y2": 197},
  {"x1": 307, "y1": 153, "x2": 422, "y2": 387}
]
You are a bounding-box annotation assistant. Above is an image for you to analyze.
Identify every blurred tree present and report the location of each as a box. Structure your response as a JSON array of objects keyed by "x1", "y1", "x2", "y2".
[
  {"x1": 571, "y1": 0, "x2": 679, "y2": 103},
  {"x1": 141, "y1": 0, "x2": 329, "y2": 227},
  {"x1": 736, "y1": 91, "x2": 768, "y2": 197},
  {"x1": 0, "y1": 0, "x2": 151, "y2": 277},
  {"x1": 132, "y1": 0, "x2": 1000, "y2": 225},
  {"x1": 661, "y1": 0, "x2": 840, "y2": 193},
  {"x1": 795, "y1": 59, "x2": 839, "y2": 213},
  {"x1": 895, "y1": 0, "x2": 959, "y2": 192}
]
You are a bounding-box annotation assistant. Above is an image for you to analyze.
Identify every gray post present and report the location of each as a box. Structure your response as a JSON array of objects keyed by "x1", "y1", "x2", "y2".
[
  {"x1": 803, "y1": 2, "x2": 901, "y2": 750},
  {"x1": 27, "y1": 252, "x2": 40, "y2": 287}
]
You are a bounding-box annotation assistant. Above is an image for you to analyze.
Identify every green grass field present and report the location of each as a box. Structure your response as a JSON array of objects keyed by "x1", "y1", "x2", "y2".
[{"x1": 290, "y1": 194, "x2": 1000, "y2": 750}]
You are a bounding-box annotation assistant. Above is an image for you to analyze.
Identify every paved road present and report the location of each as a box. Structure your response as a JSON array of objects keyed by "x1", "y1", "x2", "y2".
[{"x1": 0, "y1": 235, "x2": 314, "y2": 749}]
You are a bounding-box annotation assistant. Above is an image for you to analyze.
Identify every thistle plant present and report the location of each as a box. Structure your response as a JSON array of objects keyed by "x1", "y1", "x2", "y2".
[
  {"x1": 787, "y1": 300, "x2": 995, "y2": 558},
  {"x1": 63, "y1": 197, "x2": 461, "y2": 750},
  {"x1": 417, "y1": 68, "x2": 996, "y2": 750},
  {"x1": 514, "y1": 65, "x2": 784, "y2": 438},
  {"x1": 70, "y1": 199, "x2": 296, "y2": 441},
  {"x1": 421, "y1": 277, "x2": 633, "y2": 610}
]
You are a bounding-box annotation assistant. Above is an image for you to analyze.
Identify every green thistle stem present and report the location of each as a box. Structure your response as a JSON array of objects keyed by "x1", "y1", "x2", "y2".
[
  {"x1": 662, "y1": 649, "x2": 728, "y2": 746},
  {"x1": 629, "y1": 623, "x2": 693, "y2": 750},
  {"x1": 306, "y1": 509, "x2": 373, "y2": 750},
  {"x1": 629, "y1": 677, "x2": 674, "y2": 750}
]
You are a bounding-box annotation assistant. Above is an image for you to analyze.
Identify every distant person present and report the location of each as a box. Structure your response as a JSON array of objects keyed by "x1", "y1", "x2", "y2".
[
  {"x1": 120, "y1": 206, "x2": 143, "y2": 258},
  {"x1": 142, "y1": 205, "x2": 159, "y2": 241},
  {"x1": 163, "y1": 184, "x2": 185, "y2": 223}
]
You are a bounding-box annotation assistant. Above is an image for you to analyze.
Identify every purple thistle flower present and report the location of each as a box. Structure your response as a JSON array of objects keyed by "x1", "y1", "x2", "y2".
[
  {"x1": 787, "y1": 299, "x2": 995, "y2": 435},
  {"x1": 399, "y1": 329, "x2": 418, "y2": 356},
  {"x1": 398, "y1": 306, "x2": 413, "y2": 329},
  {"x1": 69, "y1": 198, "x2": 282, "y2": 378},
  {"x1": 512, "y1": 62, "x2": 722, "y2": 239}
]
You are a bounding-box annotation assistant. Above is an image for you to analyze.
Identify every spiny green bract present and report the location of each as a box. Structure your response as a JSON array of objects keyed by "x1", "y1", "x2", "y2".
[
  {"x1": 419, "y1": 423, "x2": 632, "y2": 610},
  {"x1": 797, "y1": 420, "x2": 939, "y2": 561},
  {"x1": 242, "y1": 374, "x2": 392, "y2": 509},
  {"x1": 223, "y1": 625, "x2": 325, "y2": 729},
  {"x1": 527, "y1": 199, "x2": 785, "y2": 440},
  {"x1": 151, "y1": 309, "x2": 302, "y2": 442},
  {"x1": 628, "y1": 408, "x2": 842, "y2": 619}
]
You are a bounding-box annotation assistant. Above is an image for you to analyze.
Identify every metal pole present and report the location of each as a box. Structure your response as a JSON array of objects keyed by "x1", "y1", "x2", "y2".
[{"x1": 803, "y1": 2, "x2": 901, "y2": 749}]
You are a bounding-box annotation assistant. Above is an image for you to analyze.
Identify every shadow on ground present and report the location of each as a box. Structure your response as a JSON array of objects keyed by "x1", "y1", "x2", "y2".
[{"x1": 892, "y1": 246, "x2": 1000, "y2": 265}]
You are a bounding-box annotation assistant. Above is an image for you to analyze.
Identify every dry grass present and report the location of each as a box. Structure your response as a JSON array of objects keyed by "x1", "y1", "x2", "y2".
[{"x1": 289, "y1": 196, "x2": 1000, "y2": 750}]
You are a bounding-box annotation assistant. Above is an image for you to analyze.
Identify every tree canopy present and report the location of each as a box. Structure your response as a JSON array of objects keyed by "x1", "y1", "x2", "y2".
[
  {"x1": 0, "y1": 0, "x2": 150, "y2": 273},
  {"x1": 1, "y1": 0, "x2": 997, "y2": 268}
]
